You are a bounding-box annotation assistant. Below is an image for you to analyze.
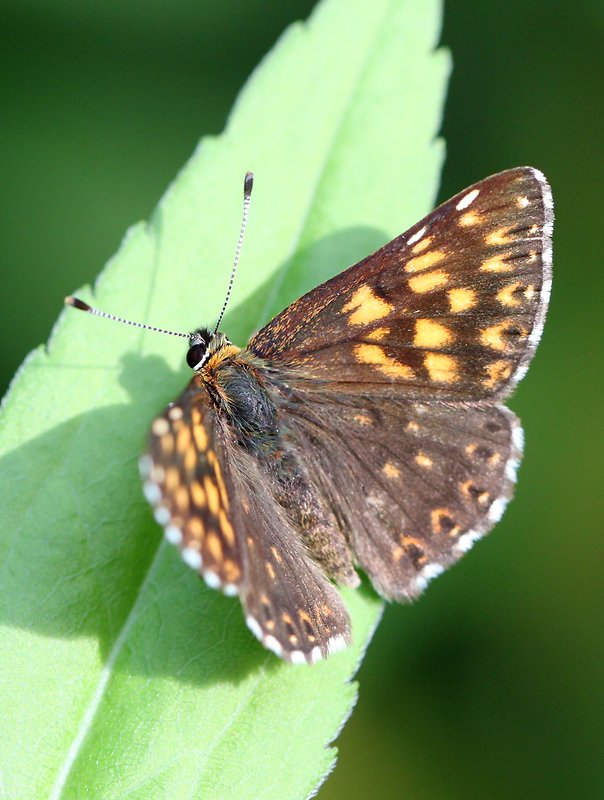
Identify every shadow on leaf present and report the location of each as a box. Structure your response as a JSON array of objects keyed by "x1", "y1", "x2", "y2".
[{"x1": 0, "y1": 225, "x2": 387, "y2": 688}]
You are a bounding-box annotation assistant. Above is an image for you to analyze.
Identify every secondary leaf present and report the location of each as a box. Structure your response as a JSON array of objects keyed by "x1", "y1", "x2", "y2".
[{"x1": 0, "y1": 0, "x2": 450, "y2": 797}]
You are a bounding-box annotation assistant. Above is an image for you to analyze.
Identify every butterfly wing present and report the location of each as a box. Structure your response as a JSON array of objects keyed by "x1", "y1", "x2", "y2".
[
  {"x1": 225, "y1": 443, "x2": 351, "y2": 663},
  {"x1": 246, "y1": 167, "x2": 552, "y2": 599},
  {"x1": 140, "y1": 376, "x2": 351, "y2": 663},
  {"x1": 140, "y1": 377, "x2": 245, "y2": 593},
  {"x1": 249, "y1": 167, "x2": 553, "y2": 401},
  {"x1": 281, "y1": 387, "x2": 523, "y2": 599}
]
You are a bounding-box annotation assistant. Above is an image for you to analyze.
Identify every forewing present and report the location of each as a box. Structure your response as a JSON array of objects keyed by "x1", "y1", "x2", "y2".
[
  {"x1": 249, "y1": 167, "x2": 553, "y2": 401},
  {"x1": 140, "y1": 375, "x2": 245, "y2": 593},
  {"x1": 140, "y1": 375, "x2": 351, "y2": 663},
  {"x1": 284, "y1": 389, "x2": 523, "y2": 600}
]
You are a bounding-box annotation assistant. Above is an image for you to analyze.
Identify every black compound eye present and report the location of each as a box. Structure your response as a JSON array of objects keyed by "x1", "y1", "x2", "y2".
[{"x1": 186, "y1": 343, "x2": 206, "y2": 369}]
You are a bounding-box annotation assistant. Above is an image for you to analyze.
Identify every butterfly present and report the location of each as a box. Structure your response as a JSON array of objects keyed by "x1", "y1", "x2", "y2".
[{"x1": 66, "y1": 166, "x2": 553, "y2": 664}]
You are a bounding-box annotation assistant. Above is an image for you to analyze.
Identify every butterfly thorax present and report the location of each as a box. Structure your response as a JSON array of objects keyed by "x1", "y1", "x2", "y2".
[
  {"x1": 199, "y1": 346, "x2": 279, "y2": 455},
  {"x1": 198, "y1": 345, "x2": 307, "y2": 469}
]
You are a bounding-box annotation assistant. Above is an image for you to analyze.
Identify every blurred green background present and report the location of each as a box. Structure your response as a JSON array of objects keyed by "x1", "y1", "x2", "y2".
[{"x1": 2, "y1": 1, "x2": 602, "y2": 798}]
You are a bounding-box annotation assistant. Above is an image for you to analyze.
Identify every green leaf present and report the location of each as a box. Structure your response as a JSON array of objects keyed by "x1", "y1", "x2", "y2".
[{"x1": 0, "y1": 0, "x2": 449, "y2": 797}]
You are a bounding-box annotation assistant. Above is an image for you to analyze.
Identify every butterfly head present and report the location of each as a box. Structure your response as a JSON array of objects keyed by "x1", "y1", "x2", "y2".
[
  {"x1": 186, "y1": 328, "x2": 213, "y2": 369},
  {"x1": 186, "y1": 328, "x2": 233, "y2": 371}
]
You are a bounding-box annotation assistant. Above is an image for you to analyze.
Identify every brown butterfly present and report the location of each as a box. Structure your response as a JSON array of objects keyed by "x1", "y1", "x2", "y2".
[{"x1": 66, "y1": 167, "x2": 553, "y2": 664}]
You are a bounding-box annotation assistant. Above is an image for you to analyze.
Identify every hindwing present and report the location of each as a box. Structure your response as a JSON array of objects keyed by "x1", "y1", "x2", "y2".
[
  {"x1": 140, "y1": 375, "x2": 351, "y2": 664},
  {"x1": 281, "y1": 386, "x2": 523, "y2": 599}
]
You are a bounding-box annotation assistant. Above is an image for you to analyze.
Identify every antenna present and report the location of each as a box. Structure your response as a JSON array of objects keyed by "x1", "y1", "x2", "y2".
[
  {"x1": 63, "y1": 296, "x2": 189, "y2": 338},
  {"x1": 65, "y1": 171, "x2": 254, "y2": 341},
  {"x1": 212, "y1": 171, "x2": 254, "y2": 336}
]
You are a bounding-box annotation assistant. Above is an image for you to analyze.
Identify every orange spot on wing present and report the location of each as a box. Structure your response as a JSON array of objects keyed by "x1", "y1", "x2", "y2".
[
  {"x1": 405, "y1": 250, "x2": 446, "y2": 274},
  {"x1": 218, "y1": 509, "x2": 235, "y2": 546},
  {"x1": 299, "y1": 609, "x2": 312, "y2": 625},
  {"x1": 480, "y1": 321, "x2": 525, "y2": 351},
  {"x1": 496, "y1": 282, "x2": 524, "y2": 307},
  {"x1": 184, "y1": 446, "x2": 197, "y2": 473},
  {"x1": 159, "y1": 435, "x2": 174, "y2": 456},
  {"x1": 486, "y1": 226, "x2": 513, "y2": 245},
  {"x1": 424, "y1": 352, "x2": 458, "y2": 383},
  {"x1": 164, "y1": 467, "x2": 179, "y2": 492},
  {"x1": 481, "y1": 255, "x2": 513, "y2": 273},
  {"x1": 431, "y1": 508, "x2": 460, "y2": 536},
  {"x1": 366, "y1": 327, "x2": 390, "y2": 341},
  {"x1": 408, "y1": 270, "x2": 449, "y2": 293},
  {"x1": 193, "y1": 423, "x2": 208, "y2": 452},
  {"x1": 342, "y1": 285, "x2": 393, "y2": 326},
  {"x1": 224, "y1": 560, "x2": 241, "y2": 583},
  {"x1": 483, "y1": 359, "x2": 513, "y2": 388},
  {"x1": 414, "y1": 319, "x2": 453, "y2": 348},
  {"x1": 187, "y1": 517, "x2": 204, "y2": 539},
  {"x1": 460, "y1": 479, "x2": 474, "y2": 498},
  {"x1": 175, "y1": 486, "x2": 190, "y2": 514},
  {"x1": 190, "y1": 481, "x2": 206, "y2": 508},
  {"x1": 411, "y1": 236, "x2": 433, "y2": 253},
  {"x1": 383, "y1": 462, "x2": 401, "y2": 479},
  {"x1": 176, "y1": 425, "x2": 192, "y2": 455},
  {"x1": 400, "y1": 534, "x2": 427, "y2": 566},
  {"x1": 448, "y1": 287, "x2": 476, "y2": 312},
  {"x1": 213, "y1": 459, "x2": 229, "y2": 511},
  {"x1": 460, "y1": 481, "x2": 491, "y2": 506},
  {"x1": 203, "y1": 475, "x2": 220, "y2": 515},
  {"x1": 354, "y1": 344, "x2": 414, "y2": 380},
  {"x1": 206, "y1": 531, "x2": 223, "y2": 561},
  {"x1": 415, "y1": 452, "x2": 433, "y2": 468},
  {"x1": 524, "y1": 284, "x2": 536, "y2": 300},
  {"x1": 459, "y1": 211, "x2": 481, "y2": 227}
]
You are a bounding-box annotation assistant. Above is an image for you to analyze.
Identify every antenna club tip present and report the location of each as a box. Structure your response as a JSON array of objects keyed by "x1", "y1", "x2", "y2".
[
  {"x1": 65, "y1": 296, "x2": 91, "y2": 312},
  {"x1": 244, "y1": 171, "x2": 254, "y2": 197}
]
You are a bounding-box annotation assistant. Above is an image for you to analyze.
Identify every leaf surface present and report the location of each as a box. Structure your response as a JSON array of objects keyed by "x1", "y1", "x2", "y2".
[{"x1": 0, "y1": 1, "x2": 449, "y2": 797}]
